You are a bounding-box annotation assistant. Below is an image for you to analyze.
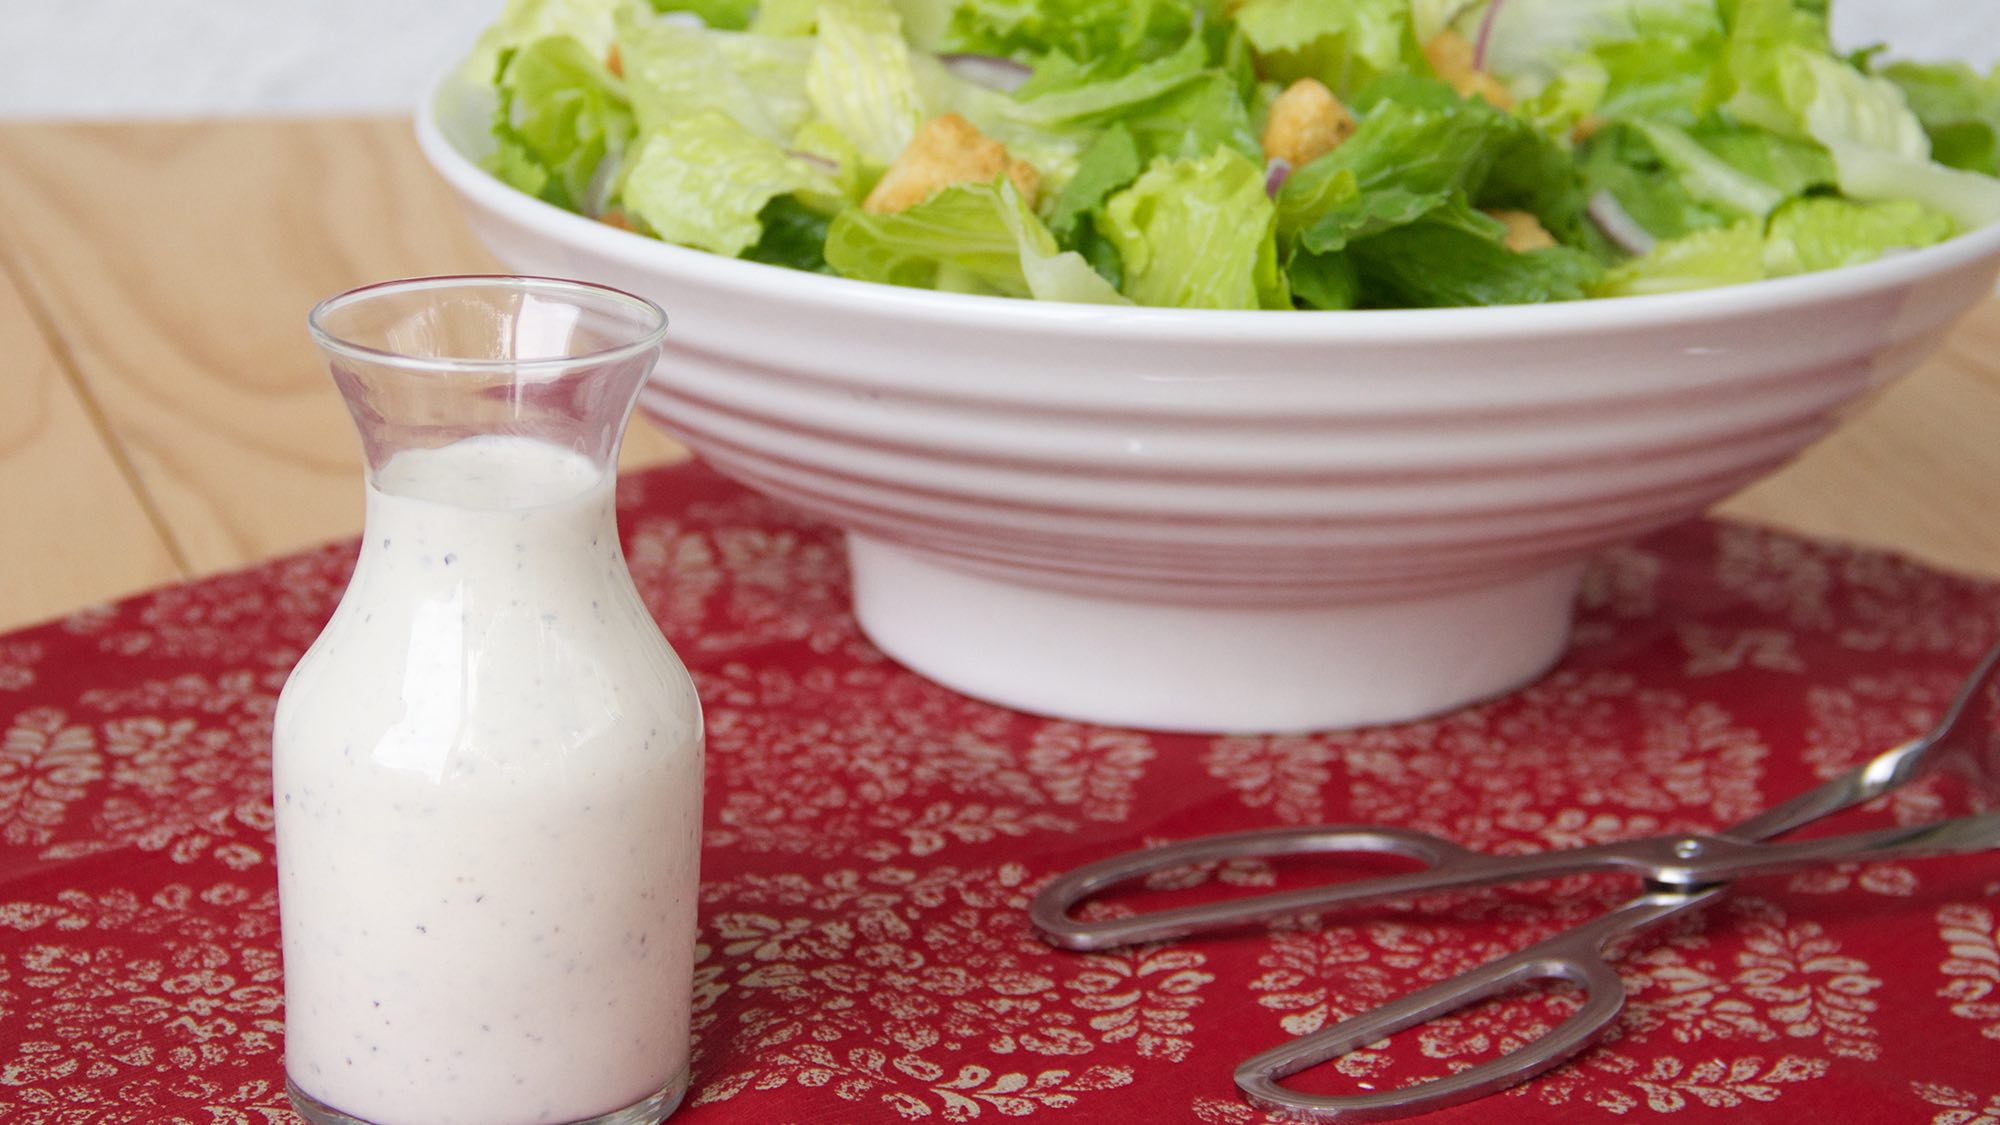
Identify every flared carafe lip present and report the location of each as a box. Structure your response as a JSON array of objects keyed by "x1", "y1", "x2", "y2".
[{"x1": 308, "y1": 274, "x2": 669, "y2": 375}]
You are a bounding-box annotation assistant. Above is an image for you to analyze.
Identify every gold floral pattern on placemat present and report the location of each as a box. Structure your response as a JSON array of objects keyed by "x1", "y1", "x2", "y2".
[{"x1": 1, "y1": 460, "x2": 1997, "y2": 1124}]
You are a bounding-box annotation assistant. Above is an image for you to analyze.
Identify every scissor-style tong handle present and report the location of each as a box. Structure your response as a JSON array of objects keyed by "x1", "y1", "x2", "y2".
[
  {"x1": 1033, "y1": 817, "x2": 2000, "y2": 1121},
  {"x1": 1033, "y1": 815, "x2": 2000, "y2": 953},
  {"x1": 1234, "y1": 888, "x2": 1728, "y2": 1123},
  {"x1": 1030, "y1": 824, "x2": 1805, "y2": 952},
  {"x1": 1031, "y1": 826, "x2": 1484, "y2": 951}
]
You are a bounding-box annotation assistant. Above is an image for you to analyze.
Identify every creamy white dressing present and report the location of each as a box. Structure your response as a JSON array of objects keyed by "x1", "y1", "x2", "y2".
[{"x1": 274, "y1": 435, "x2": 702, "y2": 1125}]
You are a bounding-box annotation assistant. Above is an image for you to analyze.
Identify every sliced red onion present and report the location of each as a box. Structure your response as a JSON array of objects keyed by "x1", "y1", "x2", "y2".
[
  {"x1": 939, "y1": 53, "x2": 1033, "y2": 93},
  {"x1": 1265, "y1": 158, "x2": 1292, "y2": 198},
  {"x1": 1472, "y1": 0, "x2": 1504, "y2": 71},
  {"x1": 1588, "y1": 189, "x2": 1657, "y2": 256},
  {"x1": 787, "y1": 149, "x2": 840, "y2": 176}
]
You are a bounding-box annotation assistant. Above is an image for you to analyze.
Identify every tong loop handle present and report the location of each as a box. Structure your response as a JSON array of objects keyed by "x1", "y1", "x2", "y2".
[
  {"x1": 1232, "y1": 889, "x2": 1720, "y2": 1123},
  {"x1": 1030, "y1": 825, "x2": 1673, "y2": 952},
  {"x1": 1235, "y1": 950, "x2": 1622, "y2": 1123},
  {"x1": 1031, "y1": 826, "x2": 1480, "y2": 952}
]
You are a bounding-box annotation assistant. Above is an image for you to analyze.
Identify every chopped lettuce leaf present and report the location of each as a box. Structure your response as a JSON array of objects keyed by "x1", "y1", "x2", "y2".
[
  {"x1": 1282, "y1": 79, "x2": 1592, "y2": 254},
  {"x1": 1726, "y1": 38, "x2": 2000, "y2": 228},
  {"x1": 1470, "y1": 0, "x2": 1720, "y2": 87},
  {"x1": 1596, "y1": 218, "x2": 1767, "y2": 296},
  {"x1": 1274, "y1": 163, "x2": 1361, "y2": 240},
  {"x1": 1880, "y1": 60, "x2": 2000, "y2": 176},
  {"x1": 1010, "y1": 29, "x2": 1210, "y2": 127},
  {"x1": 1762, "y1": 196, "x2": 1956, "y2": 275},
  {"x1": 620, "y1": 110, "x2": 838, "y2": 256},
  {"x1": 1708, "y1": 0, "x2": 1831, "y2": 133},
  {"x1": 1119, "y1": 71, "x2": 1261, "y2": 163},
  {"x1": 1578, "y1": 123, "x2": 1727, "y2": 240},
  {"x1": 1628, "y1": 121, "x2": 1787, "y2": 218},
  {"x1": 741, "y1": 195, "x2": 837, "y2": 272},
  {"x1": 489, "y1": 36, "x2": 635, "y2": 214},
  {"x1": 649, "y1": 0, "x2": 757, "y2": 30},
  {"x1": 1578, "y1": 117, "x2": 1835, "y2": 242},
  {"x1": 889, "y1": 0, "x2": 956, "y2": 50},
  {"x1": 1101, "y1": 147, "x2": 1286, "y2": 309},
  {"x1": 1588, "y1": 34, "x2": 1722, "y2": 123},
  {"x1": 1049, "y1": 125, "x2": 1142, "y2": 237},
  {"x1": 1231, "y1": 0, "x2": 1418, "y2": 97},
  {"x1": 1832, "y1": 146, "x2": 2000, "y2": 229},
  {"x1": 825, "y1": 180, "x2": 1128, "y2": 303},
  {"x1": 463, "y1": 0, "x2": 620, "y2": 85},
  {"x1": 1793, "y1": 48, "x2": 1931, "y2": 160},
  {"x1": 1287, "y1": 249, "x2": 1362, "y2": 309},
  {"x1": 1516, "y1": 55, "x2": 1609, "y2": 137},
  {"x1": 751, "y1": 0, "x2": 821, "y2": 35},
  {"x1": 996, "y1": 186, "x2": 1134, "y2": 304},
  {"x1": 1286, "y1": 82, "x2": 1505, "y2": 207},
  {"x1": 943, "y1": 0, "x2": 1215, "y2": 63},
  {"x1": 1298, "y1": 186, "x2": 1451, "y2": 254},
  {"x1": 807, "y1": 0, "x2": 926, "y2": 167},
  {"x1": 615, "y1": 11, "x2": 814, "y2": 140},
  {"x1": 1692, "y1": 123, "x2": 1836, "y2": 198},
  {"x1": 1345, "y1": 197, "x2": 1604, "y2": 306}
]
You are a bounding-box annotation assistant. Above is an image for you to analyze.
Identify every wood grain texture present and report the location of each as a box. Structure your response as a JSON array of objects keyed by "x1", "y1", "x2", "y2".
[
  {"x1": 0, "y1": 257, "x2": 182, "y2": 631},
  {"x1": 0, "y1": 118, "x2": 683, "y2": 588}
]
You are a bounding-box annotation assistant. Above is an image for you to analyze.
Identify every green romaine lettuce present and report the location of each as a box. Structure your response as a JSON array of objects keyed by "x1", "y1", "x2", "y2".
[
  {"x1": 1230, "y1": 0, "x2": 1420, "y2": 97},
  {"x1": 1287, "y1": 249, "x2": 1362, "y2": 309},
  {"x1": 742, "y1": 195, "x2": 837, "y2": 272},
  {"x1": 1761, "y1": 196, "x2": 1956, "y2": 274},
  {"x1": 1281, "y1": 79, "x2": 1591, "y2": 255},
  {"x1": 1596, "y1": 218, "x2": 1767, "y2": 295},
  {"x1": 943, "y1": 0, "x2": 1216, "y2": 64},
  {"x1": 825, "y1": 179, "x2": 1128, "y2": 303},
  {"x1": 1344, "y1": 197, "x2": 1604, "y2": 306},
  {"x1": 1101, "y1": 147, "x2": 1287, "y2": 309},
  {"x1": 649, "y1": 0, "x2": 757, "y2": 30},
  {"x1": 615, "y1": 11, "x2": 814, "y2": 140},
  {"x1": 1880, "y1": 60, "x2": 2000, "y2": 176},
  {"x1": 463, "y1": 0, "x2": 621, "y2": 85},
  {"x1": 1048, "y1": 124, "x2": 1143, "y2": 237},
  {"x1": 1626, "y1": 120, "x2": 1787, "y2": 218},
  {"x1": 619, "y1": 109, "x2": 838, "y2": 255},
  {"x1": 807, "y1": 0, "x2": 926, "y2": 167},
  {"x1": 1466, "y1": 0, "x2": 1721, "y2": 87},
  {"x1": 490, "y1": 35, "x2": 634, "y2": 214},
  {"x1": 1706, "y1": 7, "x2": 2000, "y2": 228},
  {"x1": 1009, "y1": 29, "x2": 1210, "y2": 127}
]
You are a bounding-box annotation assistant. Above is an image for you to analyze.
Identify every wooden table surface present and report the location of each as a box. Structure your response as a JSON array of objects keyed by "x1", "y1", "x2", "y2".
[{"x1": 1, "y1": 117, "x2": 1998, "y2": 634}]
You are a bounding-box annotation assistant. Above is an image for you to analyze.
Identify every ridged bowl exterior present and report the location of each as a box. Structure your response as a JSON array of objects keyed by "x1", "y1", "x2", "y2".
[{"x1": 419, "y1": 84, "x2": 2000, "y2": 729}]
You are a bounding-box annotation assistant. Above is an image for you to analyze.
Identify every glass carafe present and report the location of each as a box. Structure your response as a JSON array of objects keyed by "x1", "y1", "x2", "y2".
[{"x1": 276, "y1": 276, "x2": 702, "y2": 1125}]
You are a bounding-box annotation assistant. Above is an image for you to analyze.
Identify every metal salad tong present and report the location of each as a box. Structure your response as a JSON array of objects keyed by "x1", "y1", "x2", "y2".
[{"x1": 1030, "y1": 641, "x2": 2000, "y2": 1122}]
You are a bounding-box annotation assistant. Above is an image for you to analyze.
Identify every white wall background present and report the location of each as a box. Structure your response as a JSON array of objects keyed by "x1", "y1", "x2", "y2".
[{"x1": 0, "y1": 0, "x2": 1992, "y2": 118}]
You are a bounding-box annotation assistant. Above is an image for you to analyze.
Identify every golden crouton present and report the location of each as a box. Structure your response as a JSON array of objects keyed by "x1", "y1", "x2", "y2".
[
  {"x1": 863, "y1": 113, "x2": 1039, "y2": 214},
  {"x1": 1261, "y1": 78, "x2": 1357, "y2": 168},
  {"x1": 1425, "y1": 30, "x2": 1513, "y2": 108},
  {"x1": 1487, "y1": 209, "x2": 1557, "y2": 252}
]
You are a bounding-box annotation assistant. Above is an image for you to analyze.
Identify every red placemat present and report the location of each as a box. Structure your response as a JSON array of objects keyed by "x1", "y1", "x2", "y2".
[{"x1": 2, "y1": 460, "x2": 1998, "y2": 1124}]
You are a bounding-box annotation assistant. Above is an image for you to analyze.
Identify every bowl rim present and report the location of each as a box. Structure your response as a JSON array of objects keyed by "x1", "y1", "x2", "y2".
[{"x1": 417, "y1": 68, "x2": 2000, "y2": 343}]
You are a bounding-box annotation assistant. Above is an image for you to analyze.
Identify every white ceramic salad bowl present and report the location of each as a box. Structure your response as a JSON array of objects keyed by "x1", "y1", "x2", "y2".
[{"x1": 418, "y1": 79, "x2": 2000, "y2": 733}]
